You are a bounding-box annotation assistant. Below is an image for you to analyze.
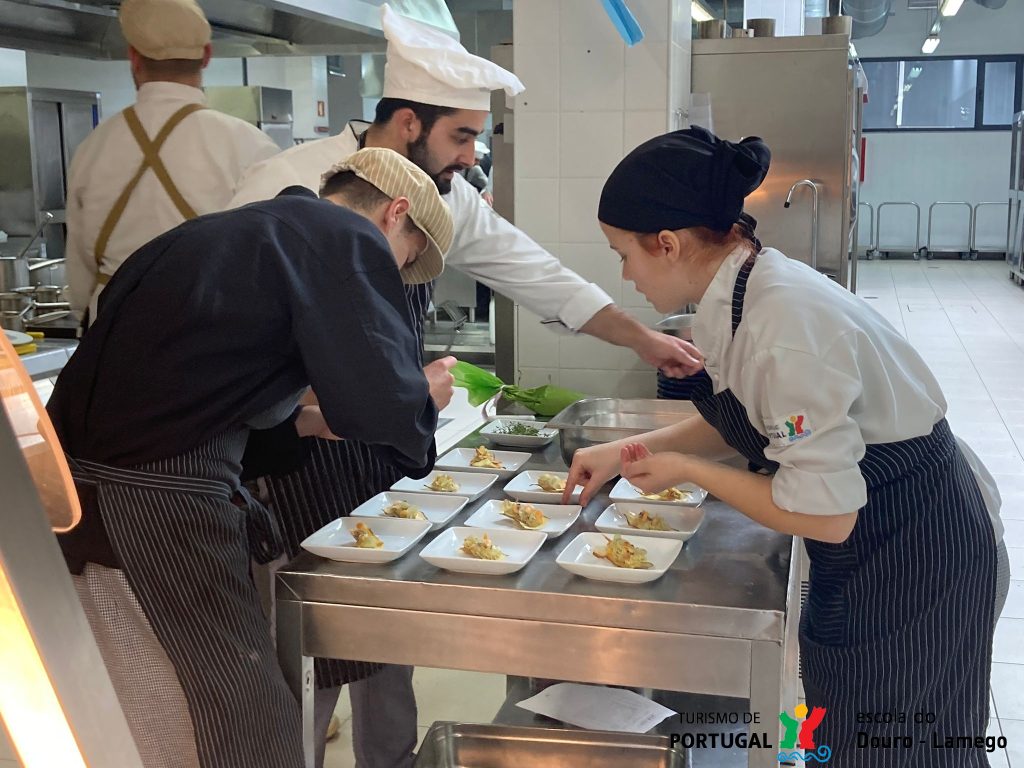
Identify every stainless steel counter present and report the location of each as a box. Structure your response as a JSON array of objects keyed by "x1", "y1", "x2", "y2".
[{"x1": 275, "y1": 433, "x2": 803, "y2": 768}]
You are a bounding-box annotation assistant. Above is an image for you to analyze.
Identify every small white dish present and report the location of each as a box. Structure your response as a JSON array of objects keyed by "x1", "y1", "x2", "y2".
[
  {"x1": 464, "y1": 499, "x2": 581, "y2": 539},
  {"x1": 391, "y1": 470, "x2": 498, "y2": 502},
  {"x1": 435, "y1": 447, "x2": 531, "y2": 479},
  {"x1": 504, "y1": 470, "x2": 582, "y2": 504},
  {"x1": 4, "y1": 329, "x2": 32, "y2": 346},
  {"x1": 349, "y1": 491, "x2": 466, "y2": 532},
  {"x1": 419, "y1": 526, "x2": 546, "y2": 575},
  {"x1": 608, "y1": 476, "x2": 707, "y2": 507},
  {"x1": 595, "y1": 502, "x2": 705, "y2": 542},
  {"x1": 555, "y1": 532, "x2": 683, "y2": 584},
  {"x1": 479, "y1": 419, "x2": 558, "y2": 449},
  {"x1": 300, "y1": 517, "x2": 431, "y2": 564}
]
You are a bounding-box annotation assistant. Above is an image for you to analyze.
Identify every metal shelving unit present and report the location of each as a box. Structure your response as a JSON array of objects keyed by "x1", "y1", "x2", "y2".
[{"x1": 1010, "y1": 112, "x2": 1024, "y2": 284}]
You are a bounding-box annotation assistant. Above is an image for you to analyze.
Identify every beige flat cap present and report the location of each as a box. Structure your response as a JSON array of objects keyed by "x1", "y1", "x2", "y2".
[
  {"x1": 120, "y1": 0, "x2": 211, "y2": 60},
  {"x1": 321, "y1": 148, "x2": 453, "y2": 286}
]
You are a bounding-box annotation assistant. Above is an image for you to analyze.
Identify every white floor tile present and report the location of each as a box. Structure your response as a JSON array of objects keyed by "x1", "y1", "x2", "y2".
[
  {"x1": 993, "y1": 618, "x2": 1024, "y2": 664},
  {"x1": 999, "y1": 718, "x2": 1024, "y2": 766},
  {"x1": 1003, "y1": 582, "x2": 1024, "y2": 624},
  {"x1": 991, "y1": 663, "x2": 1024, "y2": 719}
]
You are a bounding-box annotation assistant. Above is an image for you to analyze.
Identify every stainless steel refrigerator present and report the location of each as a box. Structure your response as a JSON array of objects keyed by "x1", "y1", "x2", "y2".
[
  {"x1": 205, "y1": 86, "x2": 294, "y2": 151},
  {"x1": 690, "y1": 34, "x2": 864, "y2": 291}
]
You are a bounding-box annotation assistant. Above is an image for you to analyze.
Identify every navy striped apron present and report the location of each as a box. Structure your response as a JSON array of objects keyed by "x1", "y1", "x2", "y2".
[
  {"x1": 266, "y1": 281, "x2": 433, "y2": 690},
  {"x1": 690, "y1": 254, "x2": 996, "y2": 767},
  {"x1": 69, "y1": 429, "x2": 303, "y2": 768}
]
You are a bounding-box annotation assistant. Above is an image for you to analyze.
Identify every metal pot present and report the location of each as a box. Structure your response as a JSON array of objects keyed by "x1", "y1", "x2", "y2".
[
  {"x1": 748, "y1": 17, "x2": 776, "y2": 37},
  {"x1": 28, "y1": 257, "x2": 67, "y2": 288},
  {"x1": 0, "y1": 291, "x2": 31, "y2": 313},
  {"x1": 0, "y1": 256, "x2": 30, "y2": 293},
  {"x1": 696, "y1": 19, "x2": 729, "y2": 39},
  {"x1": 822, "y1": 14, "x2": 852, "y2": 35},
  {"x1": 0, "y1": 291, "x2": 33, "y2": 332},
  {"x1": 32, "y1": 285, "x2": 63, "y2": 304},
  {"x1": 656, "y1": 313, "x2": 697, "y2": 341}
]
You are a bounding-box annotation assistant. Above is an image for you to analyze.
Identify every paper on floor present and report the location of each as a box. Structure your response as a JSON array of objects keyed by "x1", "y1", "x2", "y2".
[{"x1": 516, "y1": 683, "x2": 675, "y2": 733}]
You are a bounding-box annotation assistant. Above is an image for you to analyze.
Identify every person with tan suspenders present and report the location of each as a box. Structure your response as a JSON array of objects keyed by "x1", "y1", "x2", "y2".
[{"x1": 65, "y1": 0, "x2": 279, "y2": 325}]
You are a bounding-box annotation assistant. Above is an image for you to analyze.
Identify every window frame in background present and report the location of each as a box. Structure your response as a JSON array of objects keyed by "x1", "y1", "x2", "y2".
[{"x1": 861, "y1": 54, "x2": 1024, "y2": 133}]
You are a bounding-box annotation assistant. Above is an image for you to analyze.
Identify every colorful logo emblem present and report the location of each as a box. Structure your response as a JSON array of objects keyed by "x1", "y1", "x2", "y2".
[
  {"x1": 778, "y1": 704, "x2": 831, "y2": 764},
  {"x1": 785, "y1": 415, "x2": 805, "y2": 438}
]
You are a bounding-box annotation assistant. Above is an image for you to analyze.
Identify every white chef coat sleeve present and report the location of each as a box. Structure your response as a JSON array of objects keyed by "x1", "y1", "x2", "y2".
[
  {"x1": 445, "y1": 175, "x2": 613, "y2": 332},
  {"x1": 227, "y1": 154, "x2": 309, "y2": 208},
  {"x1": 65, "y1": 142, "x2": 96, "y2": 314},
  {"x1": 742, "y1": 338, "x2": 868, "y2": 516}
]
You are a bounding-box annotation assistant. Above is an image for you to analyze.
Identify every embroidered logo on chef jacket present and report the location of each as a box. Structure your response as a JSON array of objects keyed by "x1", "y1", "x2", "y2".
[{"x1": 765, "y1": 413, "x2": 813, "y2": 447}]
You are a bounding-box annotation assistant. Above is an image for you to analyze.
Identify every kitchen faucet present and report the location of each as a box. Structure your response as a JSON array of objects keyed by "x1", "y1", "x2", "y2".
[{"x1": 784, "y1": 180, "x2": 821, "y2": 271}]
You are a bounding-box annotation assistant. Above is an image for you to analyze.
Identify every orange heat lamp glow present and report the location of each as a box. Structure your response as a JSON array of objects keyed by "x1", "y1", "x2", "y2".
[{"x1": 0, "y1": 562, "x2": 87, "y2": 768}]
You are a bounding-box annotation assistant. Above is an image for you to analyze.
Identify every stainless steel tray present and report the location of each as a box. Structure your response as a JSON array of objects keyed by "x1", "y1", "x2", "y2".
[
  {"x1": 547, "y1": 398, "x2": 698, "y2": 465},
  {"x1": 414, "y1": 722, "x2": 687, "y2": 768}
]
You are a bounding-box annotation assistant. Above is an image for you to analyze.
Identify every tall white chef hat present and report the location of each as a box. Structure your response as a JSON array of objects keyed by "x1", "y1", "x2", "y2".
[{"x1": 381, "y1": 4, "x2": 524, "y2": 112}]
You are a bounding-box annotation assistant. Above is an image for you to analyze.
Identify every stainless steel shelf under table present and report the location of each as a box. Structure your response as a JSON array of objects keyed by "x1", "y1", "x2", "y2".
[{"x1": 275, "y1": 433, "x2": 803, "y2": 768}]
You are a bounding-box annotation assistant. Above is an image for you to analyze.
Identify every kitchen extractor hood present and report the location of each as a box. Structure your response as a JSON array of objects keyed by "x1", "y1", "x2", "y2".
[{"x1": 0, "y1": 0, "x2": 457, "y2": 59}]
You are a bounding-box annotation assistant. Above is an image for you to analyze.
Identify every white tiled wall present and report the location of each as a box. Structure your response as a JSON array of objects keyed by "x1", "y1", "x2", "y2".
[{"x1": 512, "y1": 0, "x2": 688, "y2": 399}]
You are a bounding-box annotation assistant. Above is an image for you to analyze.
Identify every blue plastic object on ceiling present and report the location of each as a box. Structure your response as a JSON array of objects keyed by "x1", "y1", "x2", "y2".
[{"x1": 601, "y1": 0, "x2": 645, "y2": 46}]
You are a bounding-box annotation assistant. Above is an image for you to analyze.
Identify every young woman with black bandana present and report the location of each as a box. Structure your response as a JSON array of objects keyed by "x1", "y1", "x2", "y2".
[{"x1": 564, "y1": 127, "x2": 1008, "y2": 767}]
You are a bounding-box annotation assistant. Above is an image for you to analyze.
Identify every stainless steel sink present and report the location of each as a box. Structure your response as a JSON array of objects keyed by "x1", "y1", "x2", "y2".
[{"x1": 422, "y1": 321, "x2": 494, "y2": 366}]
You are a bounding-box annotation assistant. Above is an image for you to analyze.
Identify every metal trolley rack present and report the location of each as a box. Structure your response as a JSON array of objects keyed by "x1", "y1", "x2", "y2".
[
  {"x1": 973, "y1": 202, "x2": 1010, "y2": 258},
  {"x1": 921, "y1": 201, "x2": 974, "y2": 260},
  {"x1": 1010, "y1": 112, "x2": 1024, "y2": 284},
  {"x1": 857, "y1": 202, "x2": 875, "y2": 258},
  {"x1": 869, "y1": 201, "x2": 920, "y2": 260}
]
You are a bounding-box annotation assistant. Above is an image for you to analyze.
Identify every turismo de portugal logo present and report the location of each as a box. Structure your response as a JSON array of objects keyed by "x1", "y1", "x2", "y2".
[{"x1": 778, "y1": 704, "x2": 832, "y2": 764}]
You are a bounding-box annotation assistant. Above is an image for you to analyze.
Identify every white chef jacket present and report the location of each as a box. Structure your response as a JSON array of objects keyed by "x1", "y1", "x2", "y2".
[
  {"x1": 229, "y1": 122, "x2": 614, "y2": 331},
  {"x1": 693, "y1": 247, "x2": 1002, "y2": 539},
  {"x1": 66, "y1": 82, "x2": 280, "y2": 316}
]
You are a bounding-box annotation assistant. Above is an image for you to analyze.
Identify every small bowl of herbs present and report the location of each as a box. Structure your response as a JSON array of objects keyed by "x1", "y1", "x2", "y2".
[{"x1": 479, "y1": 419, "x2": 558, "y2": 449}]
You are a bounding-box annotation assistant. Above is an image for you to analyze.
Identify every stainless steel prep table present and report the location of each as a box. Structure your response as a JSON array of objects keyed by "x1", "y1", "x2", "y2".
[{"x1": 275, "y1": 433, "x2": 803, "y2": 768}]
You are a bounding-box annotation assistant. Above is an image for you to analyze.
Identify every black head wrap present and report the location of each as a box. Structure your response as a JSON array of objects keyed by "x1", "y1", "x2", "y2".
[{"x1": 598, "y1": 127, "x2": 771, "y2": 235}]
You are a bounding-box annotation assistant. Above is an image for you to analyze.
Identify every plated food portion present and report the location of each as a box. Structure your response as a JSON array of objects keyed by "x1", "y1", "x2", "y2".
[
  {"x1": 435, "y1": 446, "x2": 531, "y2": 478},
  {"x1": 391, "y1": 470, "x2": 498, "y2": 502},
  {"x1": 419, "y1": 527, "x2": 546, "y2": 575},
  {"x1": 464, "y1": 499, "x2": 581, "y2": 539},
  {"x1": 479, "y1": 419, "x2": 558, "y2": 448},
  {"x1": 300, "y1": 517, "x2": 432, "y2": 564},
  {"x1": 351, "y1": 491, "x2": 467, "y2": 532},
  {"x1": 555, "y1": 532, "x2": 684, "y2": 584},
  {"x1": 608, "y1": 476, "x2": 707, "y2": 507},
  {"x1": 504, "y1": 470, "x2": 582, "y2": 504},
  {"x1": 595, "y1": 503, "x2": 706, "y2": 542}
]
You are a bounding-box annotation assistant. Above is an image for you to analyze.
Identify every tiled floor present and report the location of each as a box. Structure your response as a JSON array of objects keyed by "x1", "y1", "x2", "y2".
[{"x1": 3, "y1": 258, "x2": 1024, "y2": 767}]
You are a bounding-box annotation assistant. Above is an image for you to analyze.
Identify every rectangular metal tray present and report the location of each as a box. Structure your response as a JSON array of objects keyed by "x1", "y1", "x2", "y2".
[
  {"x1": 547, "y1": 398, "x2": 699, "y2": 464},
  {"x1": 414, "y1": 722, "x2": 687, "y2": 768}
]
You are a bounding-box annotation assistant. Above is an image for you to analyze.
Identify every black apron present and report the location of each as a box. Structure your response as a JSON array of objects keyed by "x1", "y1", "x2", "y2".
[
  {"x1": 68, "y1": 428, "x2": 302, "y2": 768},
  {"x1": 689, "y1": 253, "x2": 996, "y2": 767}
]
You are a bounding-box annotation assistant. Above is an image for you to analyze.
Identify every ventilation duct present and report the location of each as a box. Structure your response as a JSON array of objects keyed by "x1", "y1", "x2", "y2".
[{"x1": 846, "y1": 0, "x2": 894, "y2": 38}]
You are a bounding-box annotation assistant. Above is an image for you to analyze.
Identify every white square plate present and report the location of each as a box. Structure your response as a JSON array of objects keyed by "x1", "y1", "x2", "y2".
[
  {"x1": 391, "y1": 470, "x2": 498, "y2": 502},
  {"x1": 479, "y1": 419, "x2": 558, "y2": 448},
  {"x1": 555, "y1": 532, "x2": 683, "y2": 584},
  {"x1": 419, "y1": 526, "x2": 547, "y2": 575},
  {"x1": 349, "y1": 491, "x2": 467, "y2": 532},
  {"x1": 608, "y1": 476, "x2": 707, "y2": 507},
  {"x1": 464, "y1": 499, "x2": 582, "y2": 539},
  {"x1": 435, "y1": 447, "x2": 532, "y2": 479},
  {"x1": 595, "y1": 502, "x2": 705, "y2": 542},
  {"x1": 504, "y1": 470, "x2": 582, "y2": 504},
  {"x1": 300, "y1": 517, "x2": 432, "y2": 564}
]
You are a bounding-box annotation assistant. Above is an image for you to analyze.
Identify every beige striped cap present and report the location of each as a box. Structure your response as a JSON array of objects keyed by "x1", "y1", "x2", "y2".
[{"x1": 320, "y1": 147, "x2": 453, "y2": 285}]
